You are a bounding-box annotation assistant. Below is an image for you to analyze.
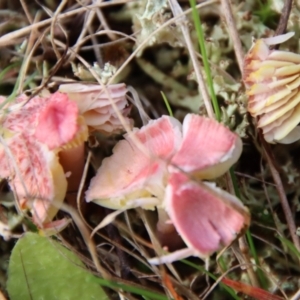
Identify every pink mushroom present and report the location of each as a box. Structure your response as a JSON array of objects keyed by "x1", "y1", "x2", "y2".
[
  {"x1": 0, "y1": 81, "x2": 134, "y2": 233},
  {"x1": 0, "y1": 93, "x2": 88, "y2": 231},
  {"x1": 160, "y1": 171, "x2": 249, "y2": 261},
  {"x1": 58, "y1": 83, "x2": 134, "y2": 212},
  {"x1": 59, "y1": 83, "x2": 133, "y2": 134},
  {"x1": 86, "y1": 115, "x2": 182, "y2": 209},
  {"x1": 170, "y1": 114, "x2": 243, "y2": 179},
  {"x1": 86, "y1": 114, "x2": 249, "y2": 262}
]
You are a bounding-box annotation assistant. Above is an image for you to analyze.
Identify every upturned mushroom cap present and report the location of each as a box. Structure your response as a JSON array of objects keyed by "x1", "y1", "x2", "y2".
[
  {"x1": 34, "y1": 93, "x2": 80, "y2": 150},
  {"x1": 170, "y1": 114, "x2": 242, "y2": 180},
  {"x1": 86, "y1": 116, "x2": 182, "y2": 209},
  {"x1": 243, "y1": 32, "x2": 300, "y2": 143},
  {"x1": 165, "y1": 171, "x2": 250, "y2": 257}
]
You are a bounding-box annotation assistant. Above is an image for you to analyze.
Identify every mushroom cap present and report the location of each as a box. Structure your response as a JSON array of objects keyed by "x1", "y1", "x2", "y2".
[
  {"x1": 86, "y1": 115, "x2": 182, "y2": 209},
  {"x1": 86, "y1": 114, "x2": 243, "y2": 209},
  {"x1": 34, "y1": 93, "x2": 80, "y2": 150},
  {"x1": 170, "y1": 114, "x2": 242, "y2": 179},
  {"x1": 59, "y1": 83, "x2": 133, "y2": 134},
  {"x1": 0, "y1": 92, "x2": 87, "y2": 227},
  {"x1": 86, "y1": 113, "x2": 247, "y2": 259},
  {"x1": 165, "y1": 171, "x2": 250, "y2": 257}
]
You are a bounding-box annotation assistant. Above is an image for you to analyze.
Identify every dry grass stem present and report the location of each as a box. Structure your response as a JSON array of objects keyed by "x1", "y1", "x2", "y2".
[
  {"x1": 274, "y1": 0, "x2": 293, "y2": 37},
  {"x1": 220, "y1": 0, "x2": 244, "y2": 74},
  {"x1": 108, "y1": 0, "x2": 219, "y2": 85},
  {"x1": 59, "y1": 202, "x2": 110, "y2": 278},
  {"x1": 262, "y1": 136, "x2": 300, "y2": 252},
  {"x1": 0, "y1": 1, "x2": 129, "y2": 47}
]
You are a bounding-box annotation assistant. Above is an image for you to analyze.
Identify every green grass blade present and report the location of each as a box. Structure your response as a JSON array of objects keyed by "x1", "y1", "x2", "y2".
[
  {"x1": 161, "y1": 91, "x2": 173, "y2": 117},
  {"x1": 278, "y1": 235, "x2": 300, "y2": 258},
  {"x1": 189, "y1": 0, "x2": 221, "y2": 121},
  {"x1": 230, "y1": 168, "x2": 268, "y2": 288}
]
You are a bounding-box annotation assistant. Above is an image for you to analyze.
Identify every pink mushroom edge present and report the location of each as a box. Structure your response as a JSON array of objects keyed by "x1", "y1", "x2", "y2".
[
  {"x1": 149, "y1": 172, "x2": 250, "y2": 265},
  {"x1": 170, "y1": 114, "x2": 243, "y2": 180},
  {"x1": 85, "y1": 115, "x2": 182, "y2": 210},
  {"x1": 0, "y1": 134, "x2": 68, "y2": 230},
  {"x1": 34, "y1": 92, "x2": 85, "y2": 150}
]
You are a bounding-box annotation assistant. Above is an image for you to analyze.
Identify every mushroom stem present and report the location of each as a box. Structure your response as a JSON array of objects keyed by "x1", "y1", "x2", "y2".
[
  {"x1": 156, "y1": 207, "x2": 183, "y2": 251},
  {"x1": 59, "y1": 143, "x2": 85, "y2": 208},
  {"x1": 156, "y1": 208, "x2": 173, "y2": 234}
]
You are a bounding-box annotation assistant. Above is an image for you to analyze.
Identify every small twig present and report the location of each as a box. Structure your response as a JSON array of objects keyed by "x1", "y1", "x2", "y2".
[
  {"x1": 274, "y1": 0, "x2": 293, "y2": 37},
  {"x1": 225, "y1": 172, "x2": 259, "y2": 287},
  {"x1": 87, "y1": 25, "x2": 104, "y2": 67},
  {"x1": 93, "y1": 1, "x2": 117, "y2": 41},
  {"x1": 59, "y1": 203, "x2": 111, "y2": 278},
  {"x1": 260, "y1": 133, "x2": 300, "y2": 252},
  {"x1": 197, "y1": 0, "x2": 258, "y2": 286},
  {"x1": 220, "y1": 0, "x2": 244, "y2": 74},
  {"x1": 50, "y1": 0, "x2": 69, "y2": 60},
  {"x1": 17, "y1": 13, "x2": 43, "y2": 94},
  {"x1": 19, "y1": 0, "x2": 33, "y2": 24},
  {"x1": 0, "y1": 1, "x2": 129, "y2": 47},
  {"x1": 290, "y1": 288, "x2": 300, "y2": 300},
  {"x1": 70, "y1": 4, "x2": 96, "y2": 61}
]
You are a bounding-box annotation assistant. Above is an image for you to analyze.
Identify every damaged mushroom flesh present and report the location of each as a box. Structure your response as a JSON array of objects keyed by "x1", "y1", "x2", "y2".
[
  {"x1": 0, "y1": 81, "x2": 134, "y2": 232},
  {"x1": 0, "y1": 81, "x2": 136, "y2": 233},
  {"x1": 86, "y1": 114, "x2": 250, "y2": 262},
  {"x1": 0, "y1": 93, "x2": 88, "y2": 231},
  {"x1": 243, "y1": 31, "x2": 300, "y2": 144}
]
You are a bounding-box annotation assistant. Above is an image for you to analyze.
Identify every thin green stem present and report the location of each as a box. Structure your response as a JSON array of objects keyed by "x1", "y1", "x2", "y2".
[
  {"x1": 189, "y1": 0, "x2": 221, "y2": 121},
  {"x1": 161, "y1": 91, "x2": 173, "y2": 117}
]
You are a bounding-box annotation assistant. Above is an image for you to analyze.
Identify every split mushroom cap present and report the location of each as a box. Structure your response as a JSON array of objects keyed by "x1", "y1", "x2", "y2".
[
  {"x1": 243, "y1": 32, "x2": 300, "y2": 143},
  {"x1": 86, "y1": 115, "x2": 182, "y2": 209},
  {"x1": 86, "y1": 114, "x2": 242, "y2": 209},
  {"x1": 34, "y1": 93, "x2": 80, "y2": 150},
  {"x1": 0, "y1": 133, "x2": 67, "y2": 226},
  {"x1": 87, "y1": 114, "x2": 248, "y2": 260}
]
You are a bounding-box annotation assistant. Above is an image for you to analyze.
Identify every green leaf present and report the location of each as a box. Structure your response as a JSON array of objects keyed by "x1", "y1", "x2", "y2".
[
  {"x1": 277, "y1": 235, "x2": 300, "y2": 258},
  {"x1": 7, "y1": 232, "x2": 108, "y2": 300}
]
